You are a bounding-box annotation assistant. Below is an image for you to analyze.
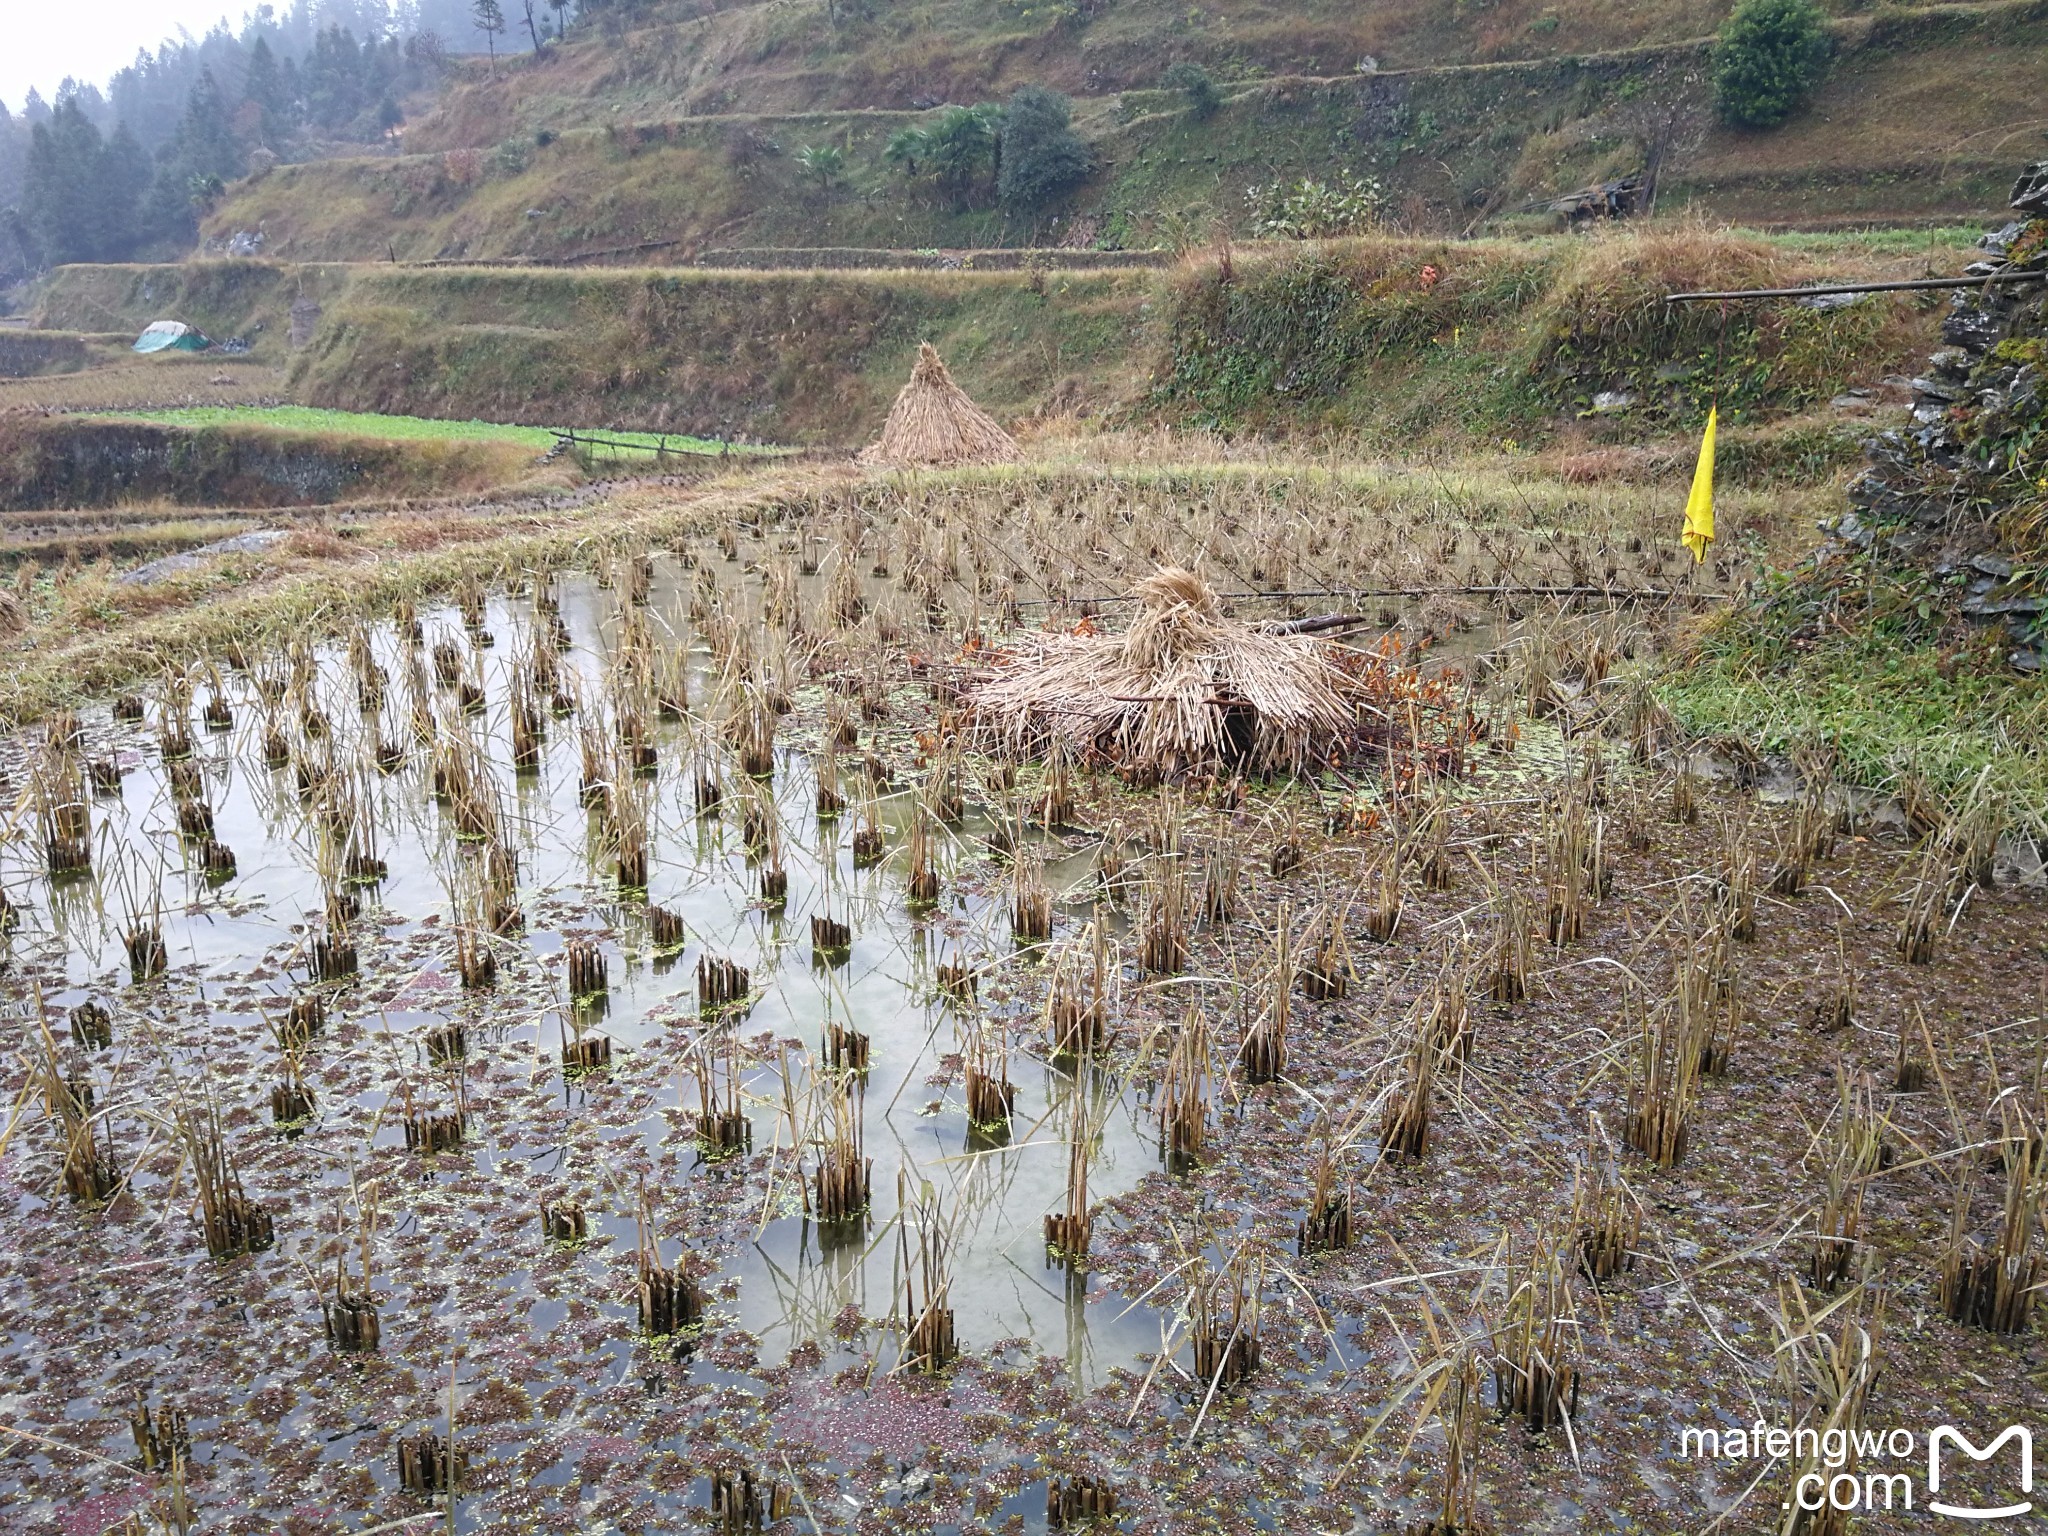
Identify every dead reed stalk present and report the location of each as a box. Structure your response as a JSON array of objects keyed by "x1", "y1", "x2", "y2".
[
  {"x1": 1044, "y1": 1078, "x2": 1093, "y2": 1267},
  {"x1": 898, "y1": 1176, "x2": 959, "y2": 1372},
  {"x1": 1774, "y1": 1284, "x2": 1883, "y2": 1536},
  {"x1": 1159, "y1": 1004, "x2": 1212, "y2": 1171},
  {"x1": 964, "y1": 1023, "x2": 1017, "y2": 1132},
  {"x1": 1139, "y1": 845, "x2": 1192, "y2": 974},
  {"x1": 1299, "y1": 900, "x2": 1351, "y2": 1001},
  {"x1": 1893, "y1": 1006, "x2": 1933, "y2": 1093},
  {"x1": 1189, "y1": 1245, "x2": 1263, "y2": 1389},
  {"x1": 1487, "y1": 880, "x2": 1532, "y2": 1004},
  {"x1": 1296, "y1": 1120, "x2": 1352, "y2": 1257},
  {"x1": 1939, "y1": 1116, "x2": 2044, "y2": 1334},
  {"x1": 166, "y1": 1080, "x2": 275, "y2": 1259},
  {"x1": 27, "y1": 1005, "x2": 119, "y2": 1203},
  {"x1": 1361, "y1": 840, "x2": 1404, "y2": 944},
  {"x1": 1047, "y1": 921, "x2": 1112, "y2": 1057},
  {"x1": 1201, "y1": 839, "x2": 1243, "y2": 924},
  {"x1": 540, "y1": 1199, "x2": 586, "y2": 1243},
  {"x1": 1622, "y1": 976, "x2": 1702, "y2": 1168},
  {"x1": 698, "y1": 955, "x2": 751, "y2": 1016},
  {"x1": 810, "y1": 912, "x2": 853, "y2": 964},
  {"x1": 810, "y1": 1076, "x2": 871, "y2": 1227},
  {"x1": 1895, "y1": 836, "x2": 1951, "y2": 965},
  {"x1": 906, "y1": 799, "x2": 941, "y2": 906},
  {"x1": 1399, "y1": 1349, "x2": 1483, "y2": 1536},
  {"x1": 1011, "y1": 852, "x2": 1053, "y2": 945},
  {"x1": 1380, "y1": 1002, "x2": 1438, "y2": 1163},
  {"x1": 710, "y1": 1467, "x2": 792, "y2": 1533},
  {"x1": 324, "y1": 1182, "x2": 380, "y2": 1352},
  {"x1": 1240, "y1": 912, "x2": 1291, "y2": 1085},
  {"x1": 1809, "y1": 1121, "x2": 1870, "y2": 1295},
  {"x1": 1571, "y1": 1119, "x2": 1638, "y2": 1282},
  {"x1": 1809, "y1": 923, "x2": 1855, "y2": 1033},
  {"x1": 635, "y1": 1188, "x2": 706, "y2": 1337},
  {"x1": 131, "y1": 1392, "x2": 189, "y2": 1471},
  {"x1": 691, "y1": 1031, "x2": 752, "y2": 1155},
  {"x1": 1487, "y1": 1222, "x2": 1580, "y2": 1434},
  {"x1": 1046, "y1": 1475, "x2": 1118, "y2": 1528}
]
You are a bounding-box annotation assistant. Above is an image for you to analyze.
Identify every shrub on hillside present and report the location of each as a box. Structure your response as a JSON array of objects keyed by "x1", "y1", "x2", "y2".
[
  {"x1": 887, "y1": 106, "x2": 1002, "y2": 203},
  {"x1": 795, "y1": 144, "x2": 846, "y2": 189},
  {"x1": 1712, "y1": 0, "x2": 1831, "y2": 129},
  {"x1": 997, "y1": 86, "x2": 1093, "y2": 214},
  {"x1": 1162, "y1": 61, "x2": 1221, "y2": 119},
  {"x1": 1246, "y1": 174, "x2": 1384, "y2": 238}
]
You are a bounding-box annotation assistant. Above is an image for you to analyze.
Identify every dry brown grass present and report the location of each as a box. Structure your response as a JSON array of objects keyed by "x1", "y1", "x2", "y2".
[{"x1": 0, "y1": 354, "x2": 285, "y2": 414}]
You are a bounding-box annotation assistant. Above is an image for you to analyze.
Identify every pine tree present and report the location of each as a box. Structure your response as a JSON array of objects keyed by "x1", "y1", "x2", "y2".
[
  {"x1": 22, "y1": 99, "x2": 112, "y2": 264},
  {"x1": 101, "y1": 123, "x2": 153, "y2": 241},
  {"x1": 472, "y1": 0, "x2": 507, "y2": 74},
  {"x1": 173, "y1": 68, "x2": 246, "y2": 184},
  {"x1": 305, "y1": 27, "x2": 368, "y2": 132},
  {"x1": 243, "y1": 37, "x2": 292, "y2": 142},
  {"x1": 0, "y1": 100, "x2": 26, "y2": 215},
  {"x1": 139, "y1": 68, "x2": 247, "y2": 244}
]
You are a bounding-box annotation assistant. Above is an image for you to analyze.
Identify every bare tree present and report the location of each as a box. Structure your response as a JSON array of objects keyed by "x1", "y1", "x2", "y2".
[{"x1": 471, "y1": 0, "x2": 506, "y2": 75}]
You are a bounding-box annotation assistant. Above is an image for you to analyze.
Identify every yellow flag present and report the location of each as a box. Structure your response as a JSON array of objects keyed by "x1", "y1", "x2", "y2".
[{"x1": 1682, "y1": 406, "x2": 1716, "y2": 564}]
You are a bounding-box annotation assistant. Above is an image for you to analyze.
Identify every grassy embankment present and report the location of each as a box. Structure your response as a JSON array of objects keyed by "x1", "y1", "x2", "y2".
[
  {"x1": 35, "y1": 258, "x2": 1158, "y2": 441},
  {"x1": 36, "y1": 225, "x2": 1977, "y2": 449},
  {"x1": 203, "y1": 0, "x2": 2041, "y2": 263},
  {"x1": 399, "y1": 0, "x2": 1744, "y2": 131}
]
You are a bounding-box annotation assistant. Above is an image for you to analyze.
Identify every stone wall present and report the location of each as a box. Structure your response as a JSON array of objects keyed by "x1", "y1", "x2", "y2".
[{"x1": 1827, "y1": 162, "x2": 2048, "y2": 670}]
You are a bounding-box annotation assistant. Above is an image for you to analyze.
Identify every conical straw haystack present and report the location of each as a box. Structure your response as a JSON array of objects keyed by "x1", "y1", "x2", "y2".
[
  {"x1": 857, "y1": 343, "x2": 1020, "y2": 469},
  {"x1": 968, "y1": 566, "x2": 1362, "y2": 780}
]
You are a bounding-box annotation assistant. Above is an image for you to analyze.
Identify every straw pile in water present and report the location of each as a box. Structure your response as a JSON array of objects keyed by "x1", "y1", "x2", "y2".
[
  {"x1": 969, "y1": 566, "x2": 1361, "y2": 779},
  {"x1": 857, "y1": 343, "x2": 1019, "y2": 469}
]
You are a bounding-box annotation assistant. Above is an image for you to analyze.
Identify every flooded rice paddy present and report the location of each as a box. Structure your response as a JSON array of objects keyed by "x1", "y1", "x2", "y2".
[
  {"x1": 0, "y1": 559, "x2": 1183, "y2": 1528},
  {"x1": 1, "y1": 513, "x2": 2042, "y2": 1536}
]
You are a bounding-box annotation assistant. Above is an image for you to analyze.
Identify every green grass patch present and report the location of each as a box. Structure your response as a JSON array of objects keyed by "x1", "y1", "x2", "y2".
[
  {"x1": 90, "y1": 405, "x2": 761, "y2": 460},
  {"x1": 1658, "y1": 580, "x2": 2048, "y2": 807},
  {"x1": 1660, "y1": 640, "x2": 2047, "y2": 807}
]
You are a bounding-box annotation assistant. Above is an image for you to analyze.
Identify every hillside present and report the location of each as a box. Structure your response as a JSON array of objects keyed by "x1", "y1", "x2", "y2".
[
  {"x1": 195, "y1": 0, "x2": 2040, "y2": 264},
  {"x1": 396, "y1": 0, "x2": 2029, "y2": 133}
]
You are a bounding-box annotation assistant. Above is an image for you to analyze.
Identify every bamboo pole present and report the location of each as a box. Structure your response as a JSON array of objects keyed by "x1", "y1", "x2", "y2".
[{"x1": 1666, "y1": 270, "x2": 2047, "y2": 303}]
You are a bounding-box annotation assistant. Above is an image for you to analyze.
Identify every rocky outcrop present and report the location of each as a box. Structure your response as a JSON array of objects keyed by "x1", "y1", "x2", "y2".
[{"x1": 1824, "y1": 162, "x2": 2048, "y2": 670}]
